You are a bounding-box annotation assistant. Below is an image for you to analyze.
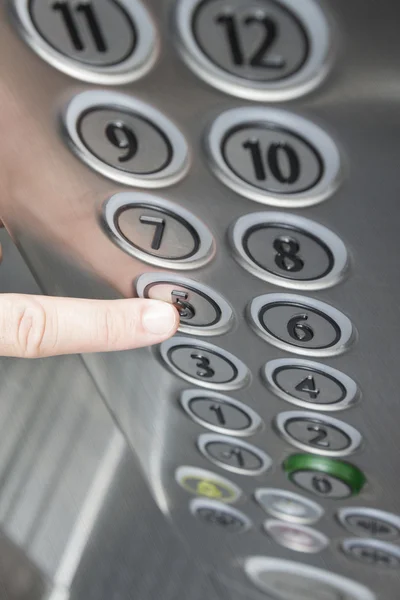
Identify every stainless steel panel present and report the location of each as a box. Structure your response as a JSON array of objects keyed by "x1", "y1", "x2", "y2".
[{"x1": 0, "y1": 1, "x2": 398, "y2": 598}]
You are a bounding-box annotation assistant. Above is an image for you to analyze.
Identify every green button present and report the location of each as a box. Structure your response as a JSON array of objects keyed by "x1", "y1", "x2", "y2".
[{"x1": 283, "y1": 454, "x2": 366, "y2": 499}]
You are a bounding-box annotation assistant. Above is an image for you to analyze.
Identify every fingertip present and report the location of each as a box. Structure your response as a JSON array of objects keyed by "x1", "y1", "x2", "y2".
[{"x1": 141, "y1": 300, "x2": 179, "y2": 338}]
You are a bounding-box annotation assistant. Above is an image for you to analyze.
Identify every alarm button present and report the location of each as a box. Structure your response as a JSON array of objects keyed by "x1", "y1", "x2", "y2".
[
  {"x1": 245, "y1": 557, "x2": 376, "y2": 600},
  {"x1": 283, "y1": 454, "x2": 366, "y2": 499},
  {"x1": 175, "y1": 466, "x2": 242, "y2": 503}
]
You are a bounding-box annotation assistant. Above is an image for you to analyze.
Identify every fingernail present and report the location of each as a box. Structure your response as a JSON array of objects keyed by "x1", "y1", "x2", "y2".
[{"x1": 142, "y1": 302, "x2": 177, "y2": 336}]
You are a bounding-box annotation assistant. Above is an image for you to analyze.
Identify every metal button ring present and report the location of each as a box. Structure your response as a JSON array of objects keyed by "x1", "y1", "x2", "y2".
[
  {"x1": 263, "y1": 359, "x2": 360, "y2": 412},
  {"x1": 207, "y1": 107, "x2": 341, "y2": 208},
  {"x1": 197, "y1": 433, "x2": 272, "y2": 475},
  {"x1": 341, "y1": 539, "x2": 400, "y2": 569},
  {"x1": 135, "y1": 273, "x2": 233, "y2": 336},
  {"x1": 248, "y1": 294, "x2": 355, "y2": 357},
  {"x1": 190, "y1": 498, "x2": 252, "y2": 532},
  {"x1": 159, "y1": 337, "x2": 251, "y2": 390},
  {"x1": 102, "y1": 192, "x2": 215, "y2": 270},
  {"x1": 180, "y1": 389, "x2": 263, "y2": 436},
  {"x1": 175, "y1": 0, "x2": 333, "y2": 102},
  {"x1": 11, "y1": 0, "x2": 158, "y2": 84},
  {"x1": 274, "y1": 411, "x2": 362, "y2": 457},
  {"x1": 245, "y1": 557, "x2": 376, "y2": 600},
  {"x1": 63, "y1": 91, "x2": 190, "y2": 187},
  {"x1": 338, "y1": 508, "x2": 400, "y2": 542},
  {"x1": 230, "y1": 212, "x2": 349, "y2": 290}
]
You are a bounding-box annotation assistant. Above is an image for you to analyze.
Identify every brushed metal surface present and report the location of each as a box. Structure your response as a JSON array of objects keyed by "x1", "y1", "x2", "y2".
[{"x1": 0, "y1": 1, "x2": 398, "y2": 598}]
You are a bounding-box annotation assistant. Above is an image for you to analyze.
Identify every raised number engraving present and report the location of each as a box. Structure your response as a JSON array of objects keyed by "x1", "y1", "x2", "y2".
[
  {"x1": 306, "y1": 424, "x2": 329, "y2": 447},
  {"x1": 273, "y1": 236, "x2": 304, "y2": 272},
  {"x1": 52, "y1": 1, "x2": 107, "y2": 52},
  {"x1": 139, "y1": 215, "x2": 166, "y2": 250},
  {"x1": 312, "y1": 475, "x2": 332, "y2": 495},
  {"x1": 216, "y1": 13, "x2": 285, "y2": 69},
  {"x1": 209, "y1": 404, "x2": 226, "y2": 425},
  {"x1": 287, "y1": 314, "x2": 314, "y2": 342},
  {"x1": 221, "y1": 447, "x2": 245, "y2": 468},
  {"x1": 295, "y1": 375, "x2": 320, "y2": 399},
  {"x1": 105, "y1": 122, "x2": 138, "y2": 163},
  {"x1": 242, "y1": 139, "x2": 301, "y2": 183},
  {"x1": 171, "y1": 290, "x2": 196, "y2": 320},
  {"x1": 190, "y1": 354, "x2": 215, "y2": 379}
]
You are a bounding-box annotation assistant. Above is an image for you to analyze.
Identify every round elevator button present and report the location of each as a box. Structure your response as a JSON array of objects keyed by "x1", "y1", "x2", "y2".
[
  {"x1": 207, "y1": 108, "x2": 341, "y2": 207},
  {"x1": 263, "y1": 520, "x2": 329, "y2": 553},
  {"x1": 197, "y1": 434, "x2": 272, "y2": 475},
  {"x1": 190, "y1": 498, "x2": 251, "y2": 532},
  {"x1": 160, "y1": 337, "x2": 250, "y2": 390},
  {"x1": 255, "y1": 488, "x2": 323, "y2": 524},
  {"x1": 102, "y1": 192, "x2": 215, "y2": 270},
  {"x1": 263, "y1": 359, "x2": 360, "y2": 411},
  {"x1": 338, "y1": 508, "x2": 400, "y2": 541},
  {"x1": 341, "y1": 539, "x2": 400, "y2": 569},
  {"x1": 274, "y1": 411, "x2": 362, "y2": 457},
  {"x1": 248, "y1": 294, "x2": 354, "y2": 357},
  {"x1": 175, "y1": 466, "x2": 242, "y2": 503},
  {"x1": 245, "y1": 557, "x2": 376, "y2": 600},
  {"x1": 136, "y1": 274, "x2": 233, "y2": 336},
  {"x1": 64, "y1": 91, "x2": 190, "y2": 186},
  {"x1": 180, "y1": 389, "x2": 263, "y2": 436},
  {"x1": 283, "y1": 454, "x2": 366, "y2": 499},
  {"x1": 176, "y1": 0, "x2": 331, "y2": 101},
  {"x1": 230, "y1": 212, "x2": 348, "y2": 290},
  {"x1": 13, "y1": 0, "x2": 158, "y2": 84}
]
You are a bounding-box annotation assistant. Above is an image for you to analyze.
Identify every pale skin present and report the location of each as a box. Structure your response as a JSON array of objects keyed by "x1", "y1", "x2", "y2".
[{"x1": 0, "y1": 240, "x2": 179, "y2": 359}]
